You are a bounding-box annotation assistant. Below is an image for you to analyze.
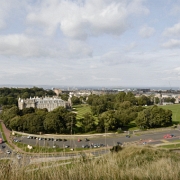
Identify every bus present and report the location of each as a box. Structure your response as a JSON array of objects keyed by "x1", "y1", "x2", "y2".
[{"x1": 0, "y1": 138, "x2": 3, "y2": 144}]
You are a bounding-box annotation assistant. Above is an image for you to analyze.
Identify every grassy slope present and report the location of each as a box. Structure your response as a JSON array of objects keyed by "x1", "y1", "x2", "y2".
[
  {"x1": 1, "y1": 146, "x2": 180, "y2": 180},
  {"x1": 159, "y1": 104, "x2": 180, "y2": 123},
  {"x1": 72, "y1": 104, "x2": 91, "y2": 120}
]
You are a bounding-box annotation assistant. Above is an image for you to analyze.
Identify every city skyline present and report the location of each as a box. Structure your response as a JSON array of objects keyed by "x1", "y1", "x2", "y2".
[{"x1": 0, "y1": 0, "x2": 180, "y2": 87}]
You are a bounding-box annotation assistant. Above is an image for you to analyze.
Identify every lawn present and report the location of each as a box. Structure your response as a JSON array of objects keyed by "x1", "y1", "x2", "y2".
[
  {"x1": 72, "y1": 104, "x2": 91, "y2": 120},
  {"x1": 159, "y1": 104, "x2": 180, "y2": 124}
]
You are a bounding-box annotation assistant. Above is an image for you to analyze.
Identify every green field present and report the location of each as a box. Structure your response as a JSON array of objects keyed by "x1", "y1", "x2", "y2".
[
  {"x1": 159, "y1": 104, "x2": 180, "y2": 123},
  {"x1": 72, "y1": 104, "x2": 91, "y2": 120}
]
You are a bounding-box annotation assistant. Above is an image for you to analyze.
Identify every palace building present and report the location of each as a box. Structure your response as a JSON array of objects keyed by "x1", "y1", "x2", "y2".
[{"x1": 18, "y1": 97, "x2": 71, "y2": 111}]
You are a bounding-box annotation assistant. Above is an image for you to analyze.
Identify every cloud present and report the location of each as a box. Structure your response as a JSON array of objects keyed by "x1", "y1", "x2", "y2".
[
  {"x1": 124, "y1": 42, "x2": 137, "y2": 51},
  {"x1": 139, "y1": 25, "x2": 155, "y2": 38},
  {"x1": 0, "y1": 34, "x2": 42, "y2": 57},
  {"x1": 162, "y1": 39, "x2": 180, "y2": 48},
  {"x1": 26, "y1": 0, "x2": 149, "y2": 39},
  {"x1": 163, "y1": 22, "x2": 180, "y2": 37}
]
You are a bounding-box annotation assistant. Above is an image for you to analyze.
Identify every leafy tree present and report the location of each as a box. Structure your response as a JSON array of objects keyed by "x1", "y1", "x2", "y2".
[
  {"x1": 60, "y1": 93, "x2": 69, "y2": 101},
  {"x1": 44, "y1": 112, "x2": 61, "y2": 133},
  {"x1": 71, "y1": 96, "x2": 81, "y2": 105},
  {"x1": 99, "y1": 110, "x2": 119, "y2": 131},
  {"x1": 135, "y1": 106, "x2": 172, "y2": 128},
  {"x1": 79, "y1": 112, "x2": 97, "y2": 133}
]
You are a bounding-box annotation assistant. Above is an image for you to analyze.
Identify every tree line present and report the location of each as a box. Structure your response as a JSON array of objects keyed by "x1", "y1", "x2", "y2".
[
  {"x1": 0, "y1": 87, "x2": 56, "y2": 106},
  {"x1": 0, "y1": 90, "x2": 173, "y2": 134},
  {"x1": 0, "y1": 106, "x2": 76, "y2": 134}
]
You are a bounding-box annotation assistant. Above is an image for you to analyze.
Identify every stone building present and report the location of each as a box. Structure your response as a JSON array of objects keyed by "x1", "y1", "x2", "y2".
[{"x1": 18, "y1": 97, "x2": 71, "y2": 111}]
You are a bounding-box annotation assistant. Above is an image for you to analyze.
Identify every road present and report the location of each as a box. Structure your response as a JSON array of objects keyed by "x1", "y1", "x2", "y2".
[
  {"x1": 12, "y1": 129, "x2": 180, "y2": 148},
  {"x1": 1, "y1": 129, "x2": 180, "y2": 165}
]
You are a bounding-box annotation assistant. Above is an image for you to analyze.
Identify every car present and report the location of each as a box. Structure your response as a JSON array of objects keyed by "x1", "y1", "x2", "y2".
[
  {"x1": 100, "y1": 144, "x2": 105, "y2": 147},
  {"x1": 65, "y1": 145, "x2": 70, "y2": 148},
  {"x1": 78, "y1": 139, "x2": 82, "y2": 142},
  {"x1": 17, "y1": 154, "x2": 22, "y2": 159},
  {"x1": 63, "y1": 139, "x2": 67, "y2": 142},
  {"x1": 143, "y1": 142, "x2": 147, "y2": 145},
  {"x1": 117, "y1": 142, "x2": 122, "y2": 145},
  {"x1": 126, "y1": 135, "x2": 130, "y2": 138},
  {"x1": 39, "y1": 138, "x2": 42, "y2": 140},
  {"x1": 57, "y1": 138, "x2": 62, "y2": 141},
  {"x1": 14, "y1": 139, "x2": 21, "y2": 142},
  {"x1": 164, "y1": 134, "x2": 173, "y2": 139},
  {"x1": 6, "y1": 150, "x2": 11, "y2": 154},
  {"x1": 2, "y1": 145, "x2": 5, "y2": 149},
  {"x1": 27, "y1": 136, "x2": 31, "y2": 139},
  {"x1": 54, "y1": 139, "x2": 57, "y2": 141},
  {"x1": 93, "y1": 144, "x2": 98, "y2": 148},
  {"x1": 85, "y1": 138, "x2": 90, "y2": 142},
  {"x1": 84, "y1": 145, "x2": 90, "y2": 148}
]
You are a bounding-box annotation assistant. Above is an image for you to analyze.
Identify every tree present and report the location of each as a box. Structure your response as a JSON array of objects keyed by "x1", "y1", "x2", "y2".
[
  {"x1": 135, "y1": 106, "x2": 172, "y2": 128},
  {"x1": 80, "y1": 112, "x2": 96, "y2": 133},
  {"x1": 99, "y1": 110, "x2": 119, "y2": 131},
  {"x1": 44, "y1": 112, "x2": 61, "y2": 133},
  {"x1": 71, "y1": 96, "x2": 81, "y2": 105}
]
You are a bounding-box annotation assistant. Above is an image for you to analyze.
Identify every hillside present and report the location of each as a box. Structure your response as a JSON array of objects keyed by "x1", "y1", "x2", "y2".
[{"x1": 1, "y1": 146, "x2": 180, "y2": 180}]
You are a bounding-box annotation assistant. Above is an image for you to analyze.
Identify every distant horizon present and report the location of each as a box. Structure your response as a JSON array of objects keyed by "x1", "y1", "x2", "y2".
[{"x1": 0, "y1": 84, "x2": 179, "y2": 90}]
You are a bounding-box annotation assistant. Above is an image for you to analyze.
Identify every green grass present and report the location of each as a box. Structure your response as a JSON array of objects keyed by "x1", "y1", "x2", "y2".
[
  {"x1": 160, "y1": 143, "x2": 180, "y2": 149},
  {"x1": 0, "y1": 122, "x2": 7, "y2": 142},
  {"x1": 2, "y1": 146, "x2": 180, "y2": 180},
  {"x1": 159, "y1": 104, "x2": 180, "y2": 123},
  {"x1": 72, "y1": 104, "x2": 91, "y2": 120}
]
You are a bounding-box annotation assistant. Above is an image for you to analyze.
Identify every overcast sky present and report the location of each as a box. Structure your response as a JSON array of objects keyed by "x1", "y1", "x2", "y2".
[{"x1": 0, "y1": 0, "x2": 180, "y2": 88}]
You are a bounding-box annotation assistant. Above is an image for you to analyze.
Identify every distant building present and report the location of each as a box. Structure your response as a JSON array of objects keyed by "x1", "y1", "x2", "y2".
[{"x1": 18, "y1": 97, "x2": 71, "y2": 111}]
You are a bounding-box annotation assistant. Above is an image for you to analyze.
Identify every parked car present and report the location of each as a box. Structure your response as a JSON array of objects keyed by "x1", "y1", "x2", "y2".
[
  {"x1": 126, "y1": 135, "x2": 130, "y2": 138},
  {"x1": 65, "y1": 145, "x2": 70, "y2": 148},
  {"x1": 17, "y1": 154, "x2": 22, "y2": 159},
  {"x1": 117, "y1": 142, "x2": 122, "y2": 145},
  {"x1": 85, "y1": 138, "x2": 90, "y2": 142},
  {"x1": 78, "y1": 139, "x2": 82, "y2": 142},
  {"x1": 6, "y1": 150, "x2": 11, "y2": 154}
]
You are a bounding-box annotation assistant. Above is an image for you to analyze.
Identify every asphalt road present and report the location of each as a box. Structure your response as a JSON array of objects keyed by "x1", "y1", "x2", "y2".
[
  {"x1": 12, "y1": 129, "x2": 180, "y2": 149},
  {"x1": 1, "y1": 129, "x2": 180, "y2": 166}
]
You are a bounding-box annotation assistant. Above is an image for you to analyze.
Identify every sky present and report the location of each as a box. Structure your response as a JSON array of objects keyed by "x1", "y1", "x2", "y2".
[{"x1": 0, "y1": 0, "x2": 180, "y2": 88}]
